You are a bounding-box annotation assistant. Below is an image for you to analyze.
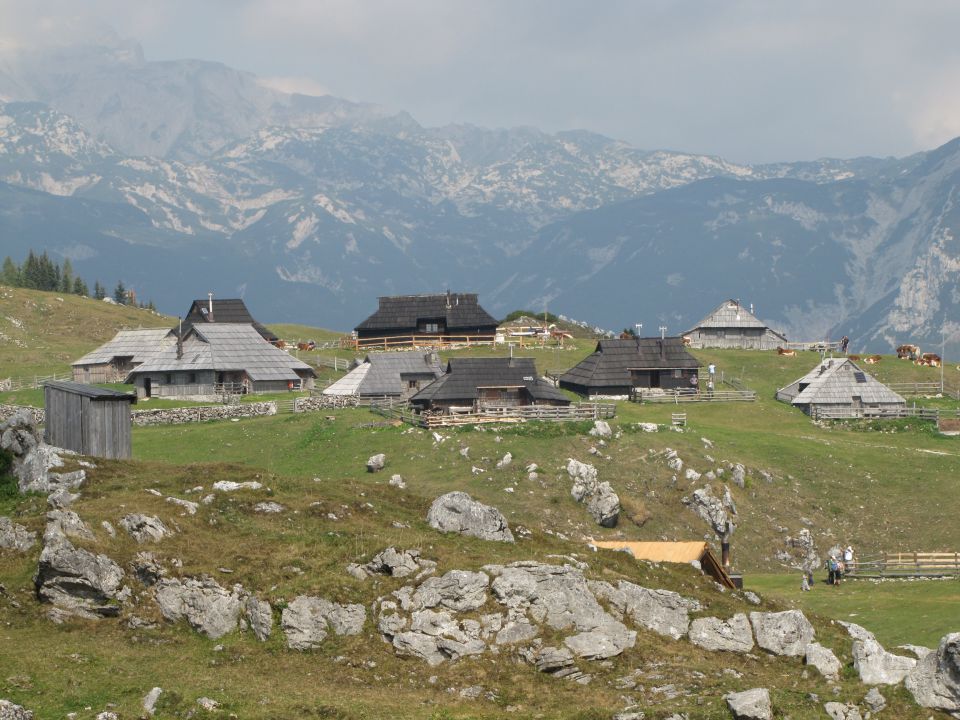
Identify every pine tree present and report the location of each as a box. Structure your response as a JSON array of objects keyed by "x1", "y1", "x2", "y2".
[
  {"x1": 73, "y1": 277, "x2": 88, "y2": 296},
  {"x1": 94, "y1": 281, "x2": 106, "y2": 300},
  {"x1": 1, "y1": 257, "x2": 17, "y2": 286},
  {"x1": 113, "y1": 280, "x2": 127, "y2": 304},
  {"x1": 21, "y1": 251, "x2": 39, "y2": 289},
  {"x1": 60, "y1": 258, "x2": 73, "y2": 293},
  {"x1": 147, "y1": 299, "x2": 157, "y2": 312}
]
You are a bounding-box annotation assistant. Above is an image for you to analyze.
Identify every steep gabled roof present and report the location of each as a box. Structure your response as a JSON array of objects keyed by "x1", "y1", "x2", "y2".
[
  {"x1": 130, "y1": 324, "x2": 314, "y2": 382},
  {"x1": 72, "y1": 328, "x2": 175, "y2": 367},
  {"x1": 323, "y1": 352, "x2": 443, "y2": 396},
  {"x1": 355, "y1": 293, "x2": 498, "y2": 332},
  {"x1": 560, "y1": 337, "x2": 701, "y2": 388},
  {"x1": 411, "y1": 357, "x2": 568, "y2": 404},
  {"x1": 178, "y1": 298, "x2": 278, "y2": 343},
  {"x1": 777, "y1": 358, "x2": 904, "y2": 406},
  {"x1": 688, "y1": 299, "x2": 785, "y2": 336}
]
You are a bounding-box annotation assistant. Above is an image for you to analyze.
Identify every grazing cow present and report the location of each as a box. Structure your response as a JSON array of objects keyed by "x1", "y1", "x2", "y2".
[
  {"x1": 682, "y1": 335, "x2": 692, "y2": 346},
  {"x1": 297, "y1": 341, "x2": 316, "y2": 351},
  {"x1": 848, "y1": 354, "x2": 861, "y2": 361},
  {"x1": 897, "y1": 344, "x2": 920, "y2": 360},
  {"x1": 921, "y1": 353, "x2": 941, "y2": 367},
  {"x1": 864, "y1": 355, "x2": 882, "y2": 364},
  {"x1": 777, "y1": 347, "x2": 796, "y2": 357},
  {"x1": 273, "y1": 339, "x2": 287, "y2": 349}
]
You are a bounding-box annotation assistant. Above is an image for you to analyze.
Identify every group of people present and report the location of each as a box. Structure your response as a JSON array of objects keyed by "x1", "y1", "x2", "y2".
[{"x1": 801, "y1": 545, "x2": 855, "y2": 590}]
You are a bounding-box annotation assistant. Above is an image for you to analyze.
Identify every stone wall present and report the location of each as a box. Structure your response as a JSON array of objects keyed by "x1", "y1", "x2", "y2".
[
  {"x1": 294, "y1": 395, "x2": 364, "y2": 412},
  {"x1": 0, "y1": 404, "x2": 45, "y2": 425},
  {"x1": 131, "y1": 402, "x2": 277, "y2": 426}
]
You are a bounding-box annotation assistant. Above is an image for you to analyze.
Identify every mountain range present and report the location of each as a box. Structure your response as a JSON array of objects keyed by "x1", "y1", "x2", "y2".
[{"x1": 0, "y1": 35, "x2": 957, "y2": 355}]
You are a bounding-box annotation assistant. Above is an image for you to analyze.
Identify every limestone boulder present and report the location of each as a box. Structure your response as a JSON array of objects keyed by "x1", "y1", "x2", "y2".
[
  {"x1": 154, "y1": 576, "x2": 243, "y2": 639},
  {"x1": 863, "y1": 687, "x2": 886, "y2": 713},
  {"x1": 34, "y1": 529, "x2": 125, "y2": 618},
  {"x1": 566, "y1": 458, "x2": 599, "y2": 502},
  {"x1": 119, "y1": 514, "x2": 170, "y2": 543},
  {"x1": 749, "y1": 610, "x2": 815, "y2": 657},
  {"x1": 366, "y1": 453, "x2": 386, "y2": 473},
  {"x1": 0, "y1": 516, "x2": 36, "y2": 552},
  {"x1": 45, "y1": 509, "x2": 94, "y2": 541},
  {"x1": 245, "y1": 596, "x2": 273, "y2": 642},
  {"x1": 410, "y1": 570, "x2": 489, "y2": 612},
  {"x1": 805, "y1": 642, "x2": 842, "y2": 680},
  {"x1": 689, "y1": 613, "x2": 754, "y2": 653},
  {"x1": 823, "y1": 703, "x2": 862, "y2": 720},
  {"x1": 840, "y1": 621, "x2": 916, "y2": 685},
  {"x1": 585, "y1": 482, "x2": 620, "y2": 528},
  {"x1": 365, "y1": 547, "x2": 435, "y2": 578},
  {"x1": 426, "y1": 492, "x2": 514, "y2": 542},
  {"x1": 0, "y1": 699, "x2": 34, "y2": 719},
  {"x1": 281, "y1": 595, "x2": 365, "y2": 650},
  {"x1": 904, "y1": 632, "x2": 960, "y2": 714},
  {"x1": 589, "y1": 420, "x2": 612, "y2": 438},
  {"x1": 724, "y1": 688, "x2": 772, "y2": 720},
  {"x1": 593, "y1": 579, "x2": 700, "y2": 640}
]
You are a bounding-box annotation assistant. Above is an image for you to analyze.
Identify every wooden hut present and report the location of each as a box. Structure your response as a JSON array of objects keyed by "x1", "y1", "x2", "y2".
[
  {"x1": 43, "y1": 381, "x2": 136, "y2": 459},
  {"x1": 178, "y1": 294, "x2": 279, "y2": 344},
  {"x1": 323, "y1": 352, "x2": 443, "y2": 399},
  {"x1": 72, "y1": 328, "x2": 174, "y2": 383},
  {"x1": 590, "y1": 540, "x2": 735, "y2": 588},
  {"x1": 354, "y1": 292, "x2": 498, "y2": 347},
  {"x1": 685, "y1": 299, "x2": 786, "y2": 350},
  {"x1": 775, "y1": 357, "x2": 905, "y2": 417},
  {"x1": 559, "y1": 337, "x2": 701, "y2": 398},
  {"x1": 410, "y1": 357, "x2": 570, "y2": 414}
]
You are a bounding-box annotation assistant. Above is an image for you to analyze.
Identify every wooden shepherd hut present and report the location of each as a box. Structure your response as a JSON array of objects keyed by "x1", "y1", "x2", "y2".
[
  {"x1": 71, "y1": 328, "x2": 174, "y2": 383},
  {"x1": 322, "y1": 352, "x2": 444, "y2": 399},
  {"x1": 776, "y1": 358, "x2": 905, "y2": 417},
  {"x1": 354, "y1": 292, "x2": 498, "y2": 347},
  {"x1": 685, "y1": 299, "x2": 786, "y2": 350},
  {"x1": 44, "y1": 381, "x2": 136, "y2": 459},
  {"x1": 559, "y1": 337, "x2": 701, "y2": 398},
  {"x1": 410, "y1": 357, "x2": 570, "y2": 414},
  {"x1": 178, "y1": 294, "x2": 279, "y2": 344}
]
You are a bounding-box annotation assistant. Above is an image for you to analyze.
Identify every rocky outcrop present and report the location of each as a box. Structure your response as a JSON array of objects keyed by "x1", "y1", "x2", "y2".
[
  {"x1": 154, "y1": 576, "x2": 243, "y2": 639},
  {"x1": 749, "y1": 610, "x2": 815, "y2": 657},
  {"x1": 804, "y1": 642, "x2": 842, "y2": 679},
  {"x1": 566, "y1": 458, "x2": 620, "y2": 528},
  {"x1": 689, "y1": 613, "x2": 754, "y2": 653},
  {"x1": 0, "y1": 516, "x2": 36, "y2": 552},
  {"x1": 905, "y1": 632, "x2": 960, "y2": 714},
  {"x1": 363, "y1": 547, "x2": 436, "y2": 579},
  {"x1": 0, "y1": 699, "x2": 34, "y2": 719},
  {"x1": 840, "y1": 621, "x2": 916, "y2": 685},
  {"x1": 863, "y1": 687, "x2": 886, "y2": 713},
  {"x1": 724, "y1": 688, "x2": 772, "y2": 720},
  {"x1": 784, "y1": 527, "x2": 820, "y2": 572},
  {"x1": 120, "y1": 514, "x2": 171, "y2": 543},
  {"x1": 34, "y1": 527, "x2": 125, "y2": 618},
  {"x1": 426, "y1": 492, "x2": 514, "y2": 542},
  {"x1": 281, "y1": 595, "x2": 365, "y2": 650},
  {"x1": 245, "y1": 596, "x2": 273, "y2": 642},
  {"x1": 684, "y1": 485, "x2": 736, "y2": 539},
  {"x1": 823, "y1": 702, "x2": 862, "y2": 720},
  {"x1": 45, "y1": 510, "x2": 94, "y2": 541},
  {"x1": 593, "y1": 580, "x2": 700, "y2": 640},
  {"x1": 366, "y1": 453, "x2": 386, "y2": 472}
]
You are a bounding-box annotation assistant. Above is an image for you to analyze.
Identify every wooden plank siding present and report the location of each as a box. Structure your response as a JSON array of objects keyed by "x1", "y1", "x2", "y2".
[{"x1": 43, "y1": 381, "x2": 135, "y2": 460}]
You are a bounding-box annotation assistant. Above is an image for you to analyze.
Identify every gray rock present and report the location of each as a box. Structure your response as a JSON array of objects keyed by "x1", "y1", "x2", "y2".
[
  {"x1": 18, "y1": 444, "x2": 85, "y2": 495},
  {"x1": 119, "y1": 514, "x2": 170, "y2": 543},
  {"x1": 154, "y1": 576, "x2": 242, "y2": 639},
  {"x1": 0, "y1": 699, "x2": 34, "y2": 719},
  {"x1": 142, "y1": 687, "x2": 162, "y2": 716},
  {"x1": 211, "y1": 480, "x2": 262, "y2": 492},
  {"x1": 34, "y1": 530, "x2": 125, "y2": 617},
  {"x1": 387, "y1": 607, "x2": 486, "y2": 665},
  {"x1": 823, "y1": 702, "x2": 862, "y2": 720},
  {"x1": 389, "y1": 474, "x2": 406, "y2": 489},
  {"x1": 496, "y1": 452, "x2": 513, "y2": 469},
  {"x1": 805, "y1": 642, "x2": 842, "y2": 679},
  {"x1": 840, "y1": 621, "x2": 916, "y2": 685},
  {"x1": 904, "y1": 631, "x2": 960, "y2": 714},
  {"x1": 567, "y1": 458, "x2": 599, "y2": 501},
  {"x1": 689, "y1": 613, "x2": 754, "y2": 653},
  {"x1": 365, "y1": 547, "x2": 434, "y2": 578},
  {"x1": 245, "y1": 596, "x2": 273, "y2": 642},
  {"x1": 530, "y1": 645, "x2": 577, "y2": 674},
  {"x1": 366, "y1": 453, "x2": 386, "y2": 472},
  {"x1": 131, "y1": 552, "x2": 166, "y2": 586},
  {"x1": 45, "y1": 509, "x2": 94, "y2": 541},
  {"x1": 724, "y1": 687, "x2": 772, "y2": 720},
  {"x1": 281, "y1": 595, "x2": 365, "y2": 650},
  {"x1": 589, "y1": 420, "x2": 612, "y2": 438},
  {"x1": 586, "y1": 482, "x2": 620, "y2": 527},
  {"x1": 685, "y1": 485, "x2": 736, "y2": 538},
  {"x1": 426, "y1": 491, "x2": 514, "y2": 542},
  {"x1": 863, "y1": 687, "x2": 886, "y2": 713},
  {"x1": 196, "y1": 697, "x2": 220, "y2": 711},
  {"x1": 784, "y1": 527, "x2": 820, "y2": 572},
  {"x1": 494, "y1": 619, "x2": 538, "y2": 645},
  {"x1": 253, "y1": 502, "x2": 285, "y2": 514},
  {"x1": 411, "y1": 570, "x2": 489, "y2": 612},
  {"x1": 165, "y1": 496, "x2": 198, "y2": 515},
  {"x1": 95, "y1": 713, "x2": 118, "y2": 720},
  {"x1": 749, "y1": 610, "x2": 815, "y2": 657},
  {"x1": 730, "y1": 463, "x2": 746, "y2": 488},
  {"x1": 594, "y1": 580, "x2": 700, "y2": 640},
  {"x1": 0, "y1": 516, "x2": 36, "y2": 552},
  {"x1": 47, "y1": 487, "x2": 80, "y2": 509},
  {"x1": 346, "y1": 563, "x2": 367, "y2": 581}
]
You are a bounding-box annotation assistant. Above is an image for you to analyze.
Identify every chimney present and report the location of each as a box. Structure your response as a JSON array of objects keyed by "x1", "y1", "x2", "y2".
[
  {"x1": 445, "y1": 289, "x2": 452, "y2": 309},
  {"x1": 721, "y1": 521, "x2": 733, "y2": 569},
  {"x1": 177, "y1": 317, "x2": 183, "y2": 360},
  {"x1": 207, "y1": 292, "x2": 214, "y2": 321}
]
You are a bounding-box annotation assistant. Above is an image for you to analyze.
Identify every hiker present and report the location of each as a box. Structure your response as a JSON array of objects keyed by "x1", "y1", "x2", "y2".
[
  {"x1": 708, "y1": 363, "x2": 716, "y2": 378},
  {"x1": 827, "y1": 556, "x2": 840, "y2": 585},
  {"x1": 801, "y1": 573, "x2": 810, "y2": 592},
  {"x1": 841, "y1": 335, "x2": 850, "y2": 353},
  {"x1": 707, "y1": 379, "x2": 715, "y2": 396},
  {"x1": 843, "y1": 545, "x2": 855, "y2": 574}
]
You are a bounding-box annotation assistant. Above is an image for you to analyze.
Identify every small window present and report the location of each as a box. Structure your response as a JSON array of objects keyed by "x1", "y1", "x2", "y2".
[
  {"x1": 854, "y1": 372, "x2": 866, "y2": 383},
  {"x1": 408, "y1": 379, "x2": 418, "y2": 389},
  {"x1": 673, "y1": 369, "x2": 682, "y2": 378},
  {"x1": 165, "y1": 374, "x2": 172, "y2": 384},
  {"x1": 189, "y1": 373, "x2": 197, "y2": 384}
]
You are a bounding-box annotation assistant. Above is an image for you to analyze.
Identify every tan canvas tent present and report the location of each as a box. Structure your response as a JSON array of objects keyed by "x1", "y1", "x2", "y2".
[{"x1": 590, "y1": 540, "x2": 735, "y2": 588}]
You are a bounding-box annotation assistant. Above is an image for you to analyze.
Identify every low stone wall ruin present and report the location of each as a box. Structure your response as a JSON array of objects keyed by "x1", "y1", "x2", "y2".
[
  {"x1": 131, "y1": 402, "x2": 277, "y2": 426},
  {"x1": 0, "y1": 404, "x2": 44, "y2": 425}
]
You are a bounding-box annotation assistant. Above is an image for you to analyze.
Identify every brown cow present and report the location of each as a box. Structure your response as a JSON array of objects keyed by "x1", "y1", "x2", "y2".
[
  {"x1": 897, "y1": 344, "x2": 920, "y2": 360},
  {"x1": 777, "y1": 347, "x2": 796, "y2": 357},
  {"x1": 848, "y1": 354, "x2": 861, "y2": 361},
  {"x1": 921, "y1": 353, "x2": 941, "y2": 367},
  {"x1": 864, "y1": 355, "x2": 882, "y2": 364}
]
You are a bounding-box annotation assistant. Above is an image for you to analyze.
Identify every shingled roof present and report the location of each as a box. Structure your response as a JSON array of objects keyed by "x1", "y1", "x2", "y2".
[
  {"x1": 323, "y1": 353, "x2": 444, "y2": 396},
  {"x1": 560, "y1": 337, "x2": 701, "y2": 389},
  {"x1": 689, "y1": 299, "x2": 770, "y2": 330},
  {"x1": 411, "y1": 357, "x2": 568, "y2": 404},
  {"x1": 130, "y1": 324, "x2": 314, "y2": 382},
  {"x1": 72, "y1": 328, "x2": 174, "y2": 367},
  {"x1": 178, "y1": 298, "x2": 278, "y2": 343},
  {"x1": 776, "y1": 358, "x2": 904, "y2": 407},
  {"x1": 355, "y1": 293, "x2": 498, "y2": 332}
]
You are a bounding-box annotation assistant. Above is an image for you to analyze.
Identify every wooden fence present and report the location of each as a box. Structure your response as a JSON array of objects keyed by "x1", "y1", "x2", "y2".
[
  {"x1": 846, "y1": 552, "x2": 960, "y2": 578},
  {"x1": 345, "y1": 334, "x2": 496, "y2": 350},
  {"x1": 783, "y1": 341, "x2": 842, "y2": 352},
  {"x1": 810, "y1": 406, "x2": 956, "y2": 421},
  {"x1": 886, "y1": 381, "x2": 957, "y2": 398},
  {"x1": 631, "y1": 388, "x2": 756, "y2": 404},
  {"x1": 0, "y1": 371, "x2": 71, "y2": 392},
  {"x1": 308, "y1": 356, "x2": 351, "y2": 372},
  {"x1": 370, "y1": 399, "x2": 615, "y2": 428}
]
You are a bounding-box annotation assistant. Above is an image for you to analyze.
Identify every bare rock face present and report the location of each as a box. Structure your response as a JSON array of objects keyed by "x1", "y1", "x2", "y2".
[
  {"x1": 749, "y1": 610, "x2": 815, "y2": 657},
  {"x1": 566, "y1": 458, "x2": 620, "y2": 528},
  {"x1": 805, "y1": 642, "x2": 842, "y2": 679},
  {"x1": 905, "y1": 632, "x2": 960, "y2": 714},
  {"x1": 412, "y1": 570, "x2": 489, "y2": 612},
  {"x1": 784, "y1": 527, "x2": 821, "y2": 573},
  {"x1": 154, "y1": 576, "x2": 243, "y2": 639},
  {"x1": 45, "y1": 510, "x2": 94, "y2": 541},
  {"x1": 566, "y1": 458, "x2": 599, "y2": 501},
  {"x1": 840, "y1": 621, "x2": 916, "y2": 685},
  {"x1": 119, "y1": 514, "x2": 170, "y2": 543},
  {"x1": 689, "y1": 613, "x2": 754, "y2": 653},
  {"x1": 684, "y1": 485, "x2": 736, "y2": 538},
  {"x1": 823, "y1": 702, "x2": 862, "y2": 720},
  {"x1": 34, "y1": 528, "x2": 125, "y2": 618},
  {"x1": 1, "y1": 412, "x2": 86, "y2": 495},
  {"x1": 245, "y1": 596, "x2": 273, "y2": 642},
  {"x1": 426, "y1": 492, "x2": 514, "y2": 542},
  {"x1": 592, "y1": 580, "x2": 700, "y2": 640},
  {"x1": 0, "y1": 516, "x2": 36, "y2": 552},
  {"x1": 725, "y1": 687, "x2": 772, "y2": 720},
  {"x1": 364, "y1": 547, "x2": 436, "y2": 579},
  {"x1": 281, "y1": 595, "x2": 365, "y2": 650},
  {"x1": 0, "y1": 699, "x2": 34, "y2": 719}
]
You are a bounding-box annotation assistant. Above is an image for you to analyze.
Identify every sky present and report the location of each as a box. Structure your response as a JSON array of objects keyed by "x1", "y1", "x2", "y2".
[{"x1": 1, "y1": 0, "x2": 959, "y2": 164}]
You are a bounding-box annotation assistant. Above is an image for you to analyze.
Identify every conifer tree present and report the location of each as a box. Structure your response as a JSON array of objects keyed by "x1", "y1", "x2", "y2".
[
  {"x1": 113, "y1": 280, "x2": 127, "y2": 304},
  {"x1": 94, "y1": 281, "x2": 106, "y2": 300},
  {"x1": 60, "y1": 258, "x2": 74, "y2": 293},
  {"x1": 73, "y1": 277, "x2": 88, "y2": 296},
  {"x1": 1, "y1": 256, "x2": 17, "y2": 286}
]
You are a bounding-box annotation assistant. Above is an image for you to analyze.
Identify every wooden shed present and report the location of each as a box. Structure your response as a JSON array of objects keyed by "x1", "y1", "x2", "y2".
[
  {"x1": 43, "y1": 381, "x2": 136, "y2": 459},
  {"x1": 590, "y1": 540, "x2": 735, "y2": 588},
  {"x1": 775, "y1": 358, "x2": 905, "y2": 417},
  {"x1": 354, "y1": 292, "x2": 498, "y2": 347},
  {"x1": 685, "y1": 299, "x2": 786, "y2": 350}
]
